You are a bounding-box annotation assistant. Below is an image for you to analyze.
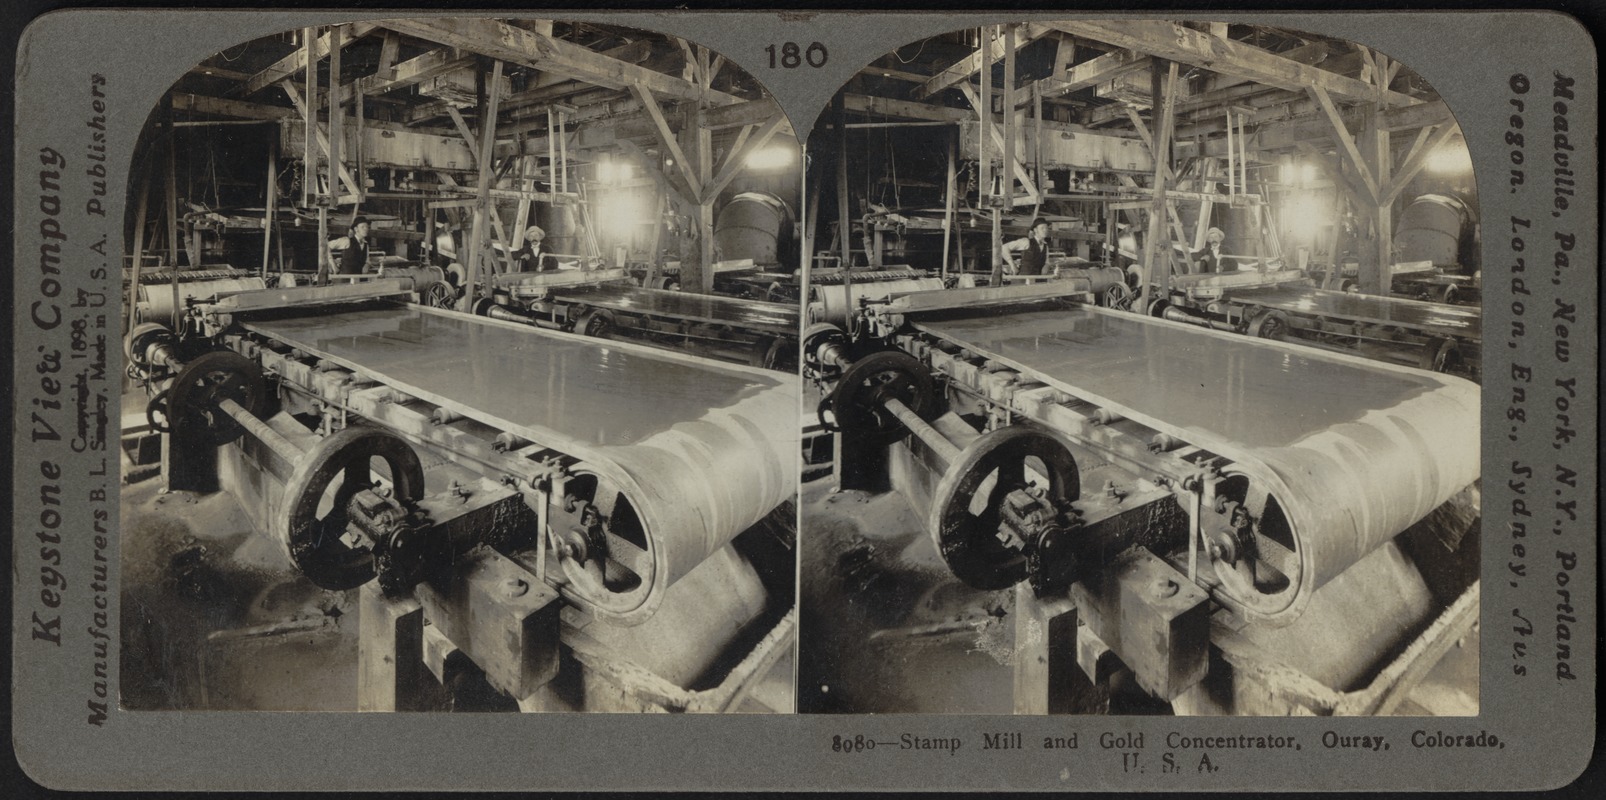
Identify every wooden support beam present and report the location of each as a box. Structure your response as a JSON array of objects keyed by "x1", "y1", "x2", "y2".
[
  {"x1": 326, "y1": 25, "x2": 343, "y2": 214},
  {"x1": 443, "y1": 106, "x2": 481, "y2": 162},
  {"x1": 701, "y1": 97, "x2": 790, "y2": 133},
  {"x1": 1051, "y1": 20, "x2": 1421, "y2": 107},
  {"x1": 282, "y1": 83, "x2": 363, "y2": 199},
  {"x1": 462, "y1": 59, "x2": 504, "y2": 309},
  {"x1": 841, "y1": 93, "x2": 974, "y2": 123},
  {"x1": 379, "y1": 18, "x2": 744, "y2": 106},
  {"x1": 1121, "y1": 105, "x2": 1176, "y2": 183},
  {"x1": 705, "y1": 115, "x2": 785, "y2": 201},
  {"x1": 241, "y1": 23, "x2": 375, "y2": 95},
  {"x1": 1036, "y1": 49, "x2": 1149, "y2": 98},
  {"x1": 354, "y1": 48, "x2": 474, "y2": 98},
  {"x1": 1364, "y1": 103, "x2": 1391, "y2": 295},
  {"x1": 1138, "y1": 61, "x2": 1179, "y2": 309},
  {"x1": 958, "y1": 83, "x2": 1041, "y2": 205},
  {"x1": 631, "y1": 84, "x2": 701, "y2": 202},
  {"x1": 1309, "y1": 86, "x2": 1378, "y2": 200},
  {"x1": 917, "y1": 23, "x2": 1051, "y2": 98},
  {"x1": 377, "y1": 31, "x2": 401, "y2": 75},
  {"x1": 1383, "y1": 124, "x2": 1457, "y2": 206}
]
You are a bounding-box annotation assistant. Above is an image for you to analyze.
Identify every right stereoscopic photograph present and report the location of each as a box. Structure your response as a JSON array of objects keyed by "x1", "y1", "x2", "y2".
[{"x1": 798, "y1": 20, "x2": 1481, "y2": 716}]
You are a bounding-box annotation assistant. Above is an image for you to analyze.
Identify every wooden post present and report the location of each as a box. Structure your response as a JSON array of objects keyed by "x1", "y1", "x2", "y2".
[
  {"x1": 1001, "y1": 24, "x2": 1016, "y2": 210},
  {"x1": 162, "y1": 94, "x2": 182, "y2": 327},
  {"x1": 327, "y1": 25, "x2": 343, "y2": 209},
  {"x1": 1137, "y1": 61, "x2": 1179, "y2": 311},
  {"x1": 1364, "y1": 109, "x2": 1392, "y2": 294},
  {"x1": 1012, "y1": 586, "x2": 1078, "y2": 715},
  {"x1": 835, "y1": 92, "x2": 853, "y2": 306},
  {"x1": 261, "y1": 136, "x2": 277, "y2": 279},
  {"x1": 126, "y1": 168, "x2": 151, "y2": 333},
  {"x1": 1033, "y1": 80, "x2": 1044, "y2": 189},
  {"x1": 301, "y1": 27, "x2": 316, "y2": 209},
  {"x1": 462, "y1": 59, "x2": 504, "y2": 309},
  {"x1": 941, "y1": 129, "x2": 957, "y2": 280},
  {"x1": 696, "y1": 107, "x2": 715, "y2": 293}
]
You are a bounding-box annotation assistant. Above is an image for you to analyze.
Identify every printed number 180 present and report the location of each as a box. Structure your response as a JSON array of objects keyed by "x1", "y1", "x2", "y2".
[{"x1": 766, "y1": 42, "x2": 828, "y2": 69}]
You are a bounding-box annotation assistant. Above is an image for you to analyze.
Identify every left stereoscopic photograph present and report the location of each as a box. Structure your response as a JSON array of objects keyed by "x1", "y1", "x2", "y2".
[{"x1": 118, "y1": 18, "x2": 802, "y2": 713}]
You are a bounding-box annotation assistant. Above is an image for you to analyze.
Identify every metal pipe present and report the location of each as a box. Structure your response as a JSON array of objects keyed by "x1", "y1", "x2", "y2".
[
  {"x1": 217, "y1": 397, "x2": 304, "y2": 465},
  {"x1": 882, "y1": 397, "x2": 962, "y2": 465}
]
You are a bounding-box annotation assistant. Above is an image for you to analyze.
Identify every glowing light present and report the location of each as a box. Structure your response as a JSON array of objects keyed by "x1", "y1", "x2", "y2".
[
  {"x1": 745, "y1": 145, "x2": 795, "y2": 172},
  {"x1": 1425, "y1": 139, "x2": 1473, "y2": 175},
  {"x1": 596, "y1": 158, "x2": 633, "y2": 185},
  {"x1": 1282, "y1": 193, "x2": 1327, "y2": 243},
  {"x1": 597, "y1": 193, "x2": 644, "y2": 238}
]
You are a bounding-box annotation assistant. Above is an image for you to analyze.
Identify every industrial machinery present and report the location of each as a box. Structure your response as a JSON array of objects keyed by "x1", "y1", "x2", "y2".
[
  {"x1": 470, "y1": 268, "x2": 799, "y2": 371},
  {"x1": 1148, "y1": 267, "x2": 1481, "y2": 381},
  {"x1": 804, "y1": 281, "x2": 1480, "y2": 716},
  {"x1": 124, "y1": 280, "x2": 798, "y2": 712}
]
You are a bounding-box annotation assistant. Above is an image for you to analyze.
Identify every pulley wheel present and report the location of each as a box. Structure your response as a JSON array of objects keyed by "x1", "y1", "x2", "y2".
[
  {"x1": 145, "y1": 389, "x2": 173, "y2": 434},
  {"x1": 928, "y1": 426, "x2": 1080, "y2": 590},
  {"x1": 1102, "y1": 282, "x2": 1135, "y2": 310},
  {"x1": 556, "y1": 467, "x2": 659, "y2": 624},
  {"x1": 423, "y1": 281, "x2": 456, "y2": 309},
  {"x1": 574, "y1": 308, "x2": 614, "y2": 338},
  {"x1": 124, "y1": 322, "x2": 171, "y2": 369},
  {"x1": 828, "y1": 350, "x2": 936, "y2": 444},
  {"x1": 1208, "y1": 469, "x2": 1302, "y2": 614},
  {"x1": 1419, "y1": 337, "x2": 1460, "y2": 373},
  {"x1": 801, "y1": 322, "x2": 847, "y2": 368},
  {"x1": 1245, "y1": 308, "x2": 1290, "y2": 341},
  {"x1": 168, "y1": 350, "x2": 269, "y2": 446},
  {"x1": 276, "y1": 426, "x2": 427, "y2": 591}
]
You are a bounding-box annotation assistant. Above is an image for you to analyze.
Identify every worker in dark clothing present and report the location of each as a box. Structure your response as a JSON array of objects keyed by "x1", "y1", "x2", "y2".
[
  {"x1": 514, "y1": 225, "x2": 553, "y2": 272},
  {"x1": 1192, "y1": 226, "x2": 1227, "y2": 274},
  {"x1": 1003, "y1": 217, "x2": 1051, "y2": 276},
  {"x1": 327, "y1": 216, "x2": 372, "y2": 278}
]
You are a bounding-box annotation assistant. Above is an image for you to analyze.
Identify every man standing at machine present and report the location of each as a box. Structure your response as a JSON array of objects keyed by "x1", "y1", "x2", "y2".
[
  {"x1": 1002, "y1": 217, "x2": 1051, "y2": 276},
  {"x1": 1192, "y1": 226, "x2": 1228, "y2": 274},
  {"x1": 324, "y1": 215, "x2": 372, "y2": 283},
  {"x1": 514, "y1": 225, "x2": 554, "y2": 272}
]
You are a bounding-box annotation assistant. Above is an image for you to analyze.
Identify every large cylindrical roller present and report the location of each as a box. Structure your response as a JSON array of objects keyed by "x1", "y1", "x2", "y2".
[
  {"x1": 808, "y1": 277, "x2": 943, "y2": 327},
  {"x1": 573, "y1": 384, "x2": 796, "y2": 625}
]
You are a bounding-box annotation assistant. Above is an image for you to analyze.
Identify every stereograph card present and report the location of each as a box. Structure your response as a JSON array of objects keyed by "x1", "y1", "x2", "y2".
[{"x1": 6, "y1": 4, "x2": 1598, "y2": 792}]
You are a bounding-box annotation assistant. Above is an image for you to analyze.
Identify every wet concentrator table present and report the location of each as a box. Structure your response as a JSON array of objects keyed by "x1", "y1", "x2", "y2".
[
  {"x1": 243, "y1": 303, "x2": 796, "y2": 450},
  {"x1": 1231, "y1": 286, "x2": 1481, "y2": 340},
  {"x1": 554, "y1": 285, "x2": 799, "y2": 337}
]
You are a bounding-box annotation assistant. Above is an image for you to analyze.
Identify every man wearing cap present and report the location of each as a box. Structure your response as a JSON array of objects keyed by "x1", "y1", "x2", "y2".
[
  {"x1": 326, "y1": 216, "x2": 372, "y2": 279},
  {"x1": 1193, "y1": 227, "x2": 1228, "y2": 274},
  {"x1": 1002, "y1": 217, "x2": 1052, "y2": 276},
  {"x1": 515, "y1": 225, "x2": 553, "y2": 272}
]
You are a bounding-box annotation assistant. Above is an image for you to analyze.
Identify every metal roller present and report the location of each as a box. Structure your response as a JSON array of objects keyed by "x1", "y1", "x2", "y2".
[
  {"x1": 135, "y1": 277, "x2": 267, "y2": 323},
  {"x1": 808, "y1": 277, "x2": 944, "y2": 327}
]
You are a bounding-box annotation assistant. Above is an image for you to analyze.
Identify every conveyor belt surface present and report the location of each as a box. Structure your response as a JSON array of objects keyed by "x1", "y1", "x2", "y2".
[
  {"x1": 244, "y1": 304, "x2": 789, "y2": 449},
  {"x1": 1232, "y1": 286, "x2": 1481, "y2": 339},
  {"x1": 912, "y1": 305, "x2": 1479, "y2": 624},
  {"x1": 555, "y1": 285, "x2": 798, "y2": 336}
]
